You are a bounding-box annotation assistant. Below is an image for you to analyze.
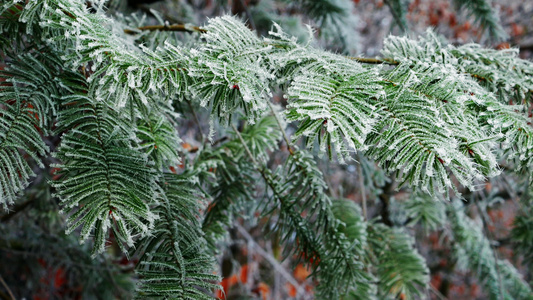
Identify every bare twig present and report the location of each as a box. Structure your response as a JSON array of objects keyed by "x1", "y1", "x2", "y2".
[
  {"x1": 347, "y1": 56, "x2": 399, "y2": 65},
  {"x1": 235, "y1": 224, "x2": 307, "y2": 298},
  {"x1": 0, "y1": 274, "x2": 15, "y2": 300},
  {"x1": 124, "y1": 24, "x2": 206, "y2": 35}
]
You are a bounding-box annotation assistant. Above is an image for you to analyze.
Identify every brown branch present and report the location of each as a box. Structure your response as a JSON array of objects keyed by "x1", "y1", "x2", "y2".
[
  {"x1": 124, "y1": 24, "x2": 206, "y2": 35},
  {"x1": 347, "y1": 57, "x2": 399, "y2": 65},
  {"x1": 470, "y1": 73, "x2": 492, "y2": 82}
]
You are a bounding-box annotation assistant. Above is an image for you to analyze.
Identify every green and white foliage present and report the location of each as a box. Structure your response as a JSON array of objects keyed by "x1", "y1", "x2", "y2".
[
  {"x1": 135, "y1": 108, "x2": 182, "y2": 171},
  {"x1": 284, "y1": 0, "x2": 361, "y2": 53},
  {"x1": 0, "y1": 54, "x2": 57, "y2": 209},
  {"x1": 452, "y1": 0, "x2": 507, "y2": 41},
  {"x1": 201, "y1": 117, "x2": 280, "y2": 249},
  {"x1": 479, "y1": 100, "x2": 533, "y2": 170},
  {"x1": 448, "y1": 200, "x2": 532, "y2": 299},
  {"x1": 384, "y1": 0, "x2": 411, "y2": 32},
  {"x1": 403, "y1": 193, "x2": 447, "y2": 232},
  {"x1": 284, "y1": 52, "x2": 382, "y2": 162},
  {"x1": 187, "y1": 16, "x2": 274, "y2": 123},
  {"x1": 16, "y1": 0, "x2": 189, "y2": 108},
  {"x1": 331, "y1": 199, "x2": 377, "y2": 299},
  {"x1": 448, "y1": 45, "x2": 533, "y2": 103},
  {"x1": 200, "y1": 147, "x2": 255, "y2": 251},
  {"x1": 135, "y1": 173, "x2": 219, "y2": 299},
  {"x1": 380, "y1": 30, "x2": 533, "y2": 183},
  {"x1": 368, "y1": 223, "x2": 430, "y2": 299},
  {"x1": 226, "y1": 116, "x2": 282, "y2": 164},
  {"x1": 52, "y1": 86, "x2": 157, "y2": 256},
  {"x1": 1, "y1": 0, "x2": 533, "y2": 298}
]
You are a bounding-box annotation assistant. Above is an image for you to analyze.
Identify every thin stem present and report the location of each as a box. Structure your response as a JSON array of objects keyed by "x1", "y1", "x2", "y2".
[
  {"x1": 429, "y1": 283, "x2": 448, "y2": 300},
  {"x1": 123, "y1": 23, "x2": 400, "y2": 67},
  {"x1": 231, "y1": 123, "x2": 258, "y2": 166},
  {"x1": 356, "y1": 154, "x2": 367, "y2": 221},
  {"x1": 267, "y1": 102, "x2": 293, "y2": 154},
  {"x1": 124, "y1": 24, "x2": 206, "y2": 35},
  {"x1": 0, "y1": 274, "x2": 15, "y2": 300},
  {"x1": 235, "y1": 224, "x2": 307, "y2": 298},
  {"x1": 348, "y1": 56, "x2": 399, "y2": 65}
]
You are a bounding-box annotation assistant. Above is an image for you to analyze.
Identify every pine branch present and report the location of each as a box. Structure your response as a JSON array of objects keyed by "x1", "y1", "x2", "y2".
[
  {"x1": 199, "y1": 146, "x2": 256, "y2": 250},
  {"x1": 452, "y1": 0, "x2": 507, "y2": 41},
  {"x1": 3, "y1": 2, "x2": 532, "y2": 298},
  {"x1": 448, "y1": 200, "x2": 532, "y2": 299},
  {"x1": 368, "y1": 223, "x2": 429, "y2": 299},
  {"x1": 52, "y1": 87, "x2": 156, "y2": 256},
  {"x1": 399, "y1": 193, "x2": 447, "y2": 232},
  {"x1": 0, "y1": 54, "x2": 61, "y2": 210},
  {"x1": 231, "y1": 121, "x2": 371, "y2": 298},
  {"x1": 383, "y1": 0, "x2": 409, "y2": 32},
  {"x1": 136, "y1": 173, "x2": 220, "y2": 299},
  {"x1": 135, "y1": 108, "x2": 182, "y2": 171}
]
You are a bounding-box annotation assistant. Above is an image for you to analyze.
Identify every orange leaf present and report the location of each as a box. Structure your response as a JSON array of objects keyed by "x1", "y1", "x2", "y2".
[
  {"x1": 182, "y1": 142, "x2": 192, "y2": 151},
  {"x1": 293, "y1": 264, "x2": 311, "y2": 282},
  {"x1": 256, "y1": 282, "x2": 270, "y2": 300},
  {"x1": 286, "y1": 283, "x2": 297, "y2": 297},
  {"x1": 228, "y1": 274, "x2": 238, "y2": 286}
]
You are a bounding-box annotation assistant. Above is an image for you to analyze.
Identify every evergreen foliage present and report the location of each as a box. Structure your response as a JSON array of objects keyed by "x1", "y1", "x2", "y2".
[{"x1": 0, "y1": 0, "x2": 531, "y2": 299}]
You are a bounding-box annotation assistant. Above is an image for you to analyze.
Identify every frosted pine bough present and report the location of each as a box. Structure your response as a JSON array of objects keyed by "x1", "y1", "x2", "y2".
[{"x1": 0, "y1": 0, "x2": 532, "y2": 298}]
